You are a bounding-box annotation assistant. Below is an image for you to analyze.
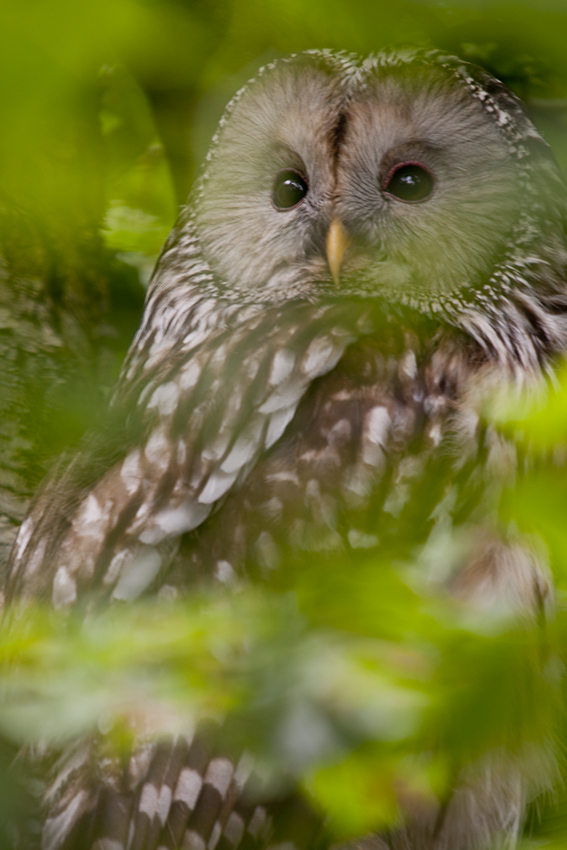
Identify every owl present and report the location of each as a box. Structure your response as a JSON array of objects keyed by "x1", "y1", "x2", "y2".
[{"x1": 4, "y1": 48, "x2": 567, "y2": 850}]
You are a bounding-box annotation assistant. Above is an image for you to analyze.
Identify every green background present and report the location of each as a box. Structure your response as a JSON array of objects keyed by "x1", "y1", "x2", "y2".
[{"x1": 2, "y1": 2, "x2": 567, "y2": 847}]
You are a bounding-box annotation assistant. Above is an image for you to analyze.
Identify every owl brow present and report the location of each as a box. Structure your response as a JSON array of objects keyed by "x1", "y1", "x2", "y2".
[
  {"x1": 381, "y1": 139, "x2": 444, "y2": 170},
  {"x1": 390, "y1": 139, "x2": 444, "y2": 156},
  {"x1": 269, "y1": 142, "x2": 306, "y2": 172}
]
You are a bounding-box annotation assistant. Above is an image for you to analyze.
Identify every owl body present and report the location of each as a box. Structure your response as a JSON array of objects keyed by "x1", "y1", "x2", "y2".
[{"x1": 5, "y1": 49, "x2": 567, "y2": 850}]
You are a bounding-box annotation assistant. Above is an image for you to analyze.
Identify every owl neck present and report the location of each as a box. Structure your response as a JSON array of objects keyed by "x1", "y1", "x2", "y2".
[{"x1": 440, "y1": 270, "x2": 567, "y2": 376}]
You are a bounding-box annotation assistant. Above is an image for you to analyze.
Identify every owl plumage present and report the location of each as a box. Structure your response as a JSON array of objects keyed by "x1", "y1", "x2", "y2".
[{"x1": 5, "y1": 49, "x2": 567, "y2": 850}]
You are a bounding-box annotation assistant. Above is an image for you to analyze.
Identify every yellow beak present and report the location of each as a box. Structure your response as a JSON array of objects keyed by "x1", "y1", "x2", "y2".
[{"x1": 325, "y1": 218, "x2": 349, "y2": 285}]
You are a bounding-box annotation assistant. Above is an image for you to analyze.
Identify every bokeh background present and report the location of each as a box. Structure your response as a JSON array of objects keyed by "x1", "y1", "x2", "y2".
[{"x1": 2, "y1": 2, "x2": 567, "y2": 848}]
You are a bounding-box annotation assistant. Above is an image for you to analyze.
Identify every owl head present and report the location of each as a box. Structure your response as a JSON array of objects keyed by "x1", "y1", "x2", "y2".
[
  {"x1": 191, "y1": 51, "x2": 566, "y2": 314},
  {"x1": 124, "y1": 50, "x2": 567, "y2": 385}
]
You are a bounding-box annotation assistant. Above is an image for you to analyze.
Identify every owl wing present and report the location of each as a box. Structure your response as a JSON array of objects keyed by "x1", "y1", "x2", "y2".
[
  {"x1": 9, "y1": 296, "x2": 403, "y2": 850},
  {"x1": 24, "y1": 307, "x2": 438, "y2": 850},
  {"x1": 40, "y1": 722, "x2": 322, "y2": 850},
  {"x1": 5, "y1": 297, "x2": 383, "y2": 607}
]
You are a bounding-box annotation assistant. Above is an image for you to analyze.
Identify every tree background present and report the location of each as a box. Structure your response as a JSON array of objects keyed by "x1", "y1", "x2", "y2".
[{"x1": 2, "y1": 1, "x2": 567, "y2": 848}]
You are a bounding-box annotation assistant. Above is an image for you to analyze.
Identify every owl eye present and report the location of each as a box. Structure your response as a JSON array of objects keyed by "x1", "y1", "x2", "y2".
[
  {"x1": 383, "y1": 162, "x2": 434, "y2": 203},
  {"x1": 272, "y1": 169, "x2": 309, "y2": 210}
]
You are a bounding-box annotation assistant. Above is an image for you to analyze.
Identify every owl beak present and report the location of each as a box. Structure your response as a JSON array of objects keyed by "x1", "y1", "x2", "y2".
[{"x1": 326, "y1": 218, "x2": 349, "y2": 284}]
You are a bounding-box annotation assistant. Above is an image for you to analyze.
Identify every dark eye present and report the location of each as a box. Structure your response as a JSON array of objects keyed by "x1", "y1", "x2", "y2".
[
  {"x1": 383, "y1": 163, "x2": 434, "y2": 203},
  {"x1": 272, "y1": 169, "x2": 309, "y2": 210}
]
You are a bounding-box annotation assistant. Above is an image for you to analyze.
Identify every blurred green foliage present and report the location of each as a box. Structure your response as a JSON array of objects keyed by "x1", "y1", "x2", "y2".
[
  {"x1": 4, "y1": 370, "x2": 567, "y2": 842},
  {"x1": 2, "y1": 0, "x2": 567, "y2": 846},
  {"x1": 4, "y1": 366, "x2": 567, "y2": 842}
]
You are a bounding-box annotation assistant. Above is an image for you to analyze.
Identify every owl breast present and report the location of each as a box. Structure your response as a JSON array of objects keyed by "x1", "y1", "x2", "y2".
[{"x1": 176, "y1": 316, "x2": 485, "y2": 592}]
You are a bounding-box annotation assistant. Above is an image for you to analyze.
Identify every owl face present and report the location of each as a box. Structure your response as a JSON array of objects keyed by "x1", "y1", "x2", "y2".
[{"x1": 195, "y1": 52, "x2": 524, "y2": 307}]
